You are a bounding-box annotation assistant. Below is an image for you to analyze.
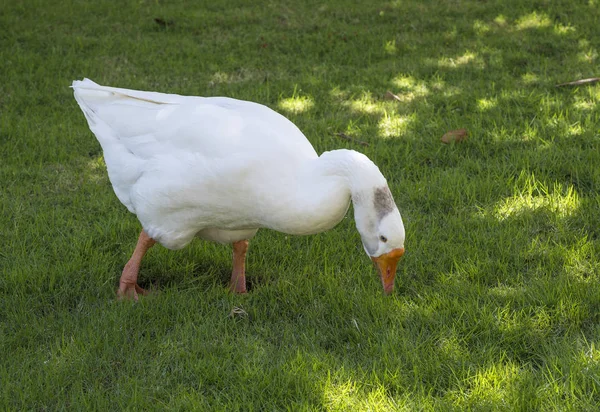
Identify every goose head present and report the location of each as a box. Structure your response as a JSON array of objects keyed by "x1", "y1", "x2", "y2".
[{"x1": 353, "y1": 185, "x2": 405, "y2": 294}]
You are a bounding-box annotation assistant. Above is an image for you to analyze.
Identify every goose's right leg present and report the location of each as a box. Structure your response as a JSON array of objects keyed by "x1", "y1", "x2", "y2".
[
  {"x1": 229, "y1": 239, "x2": 249, "y2": 294},
  {"x1": 118, "y1": 230, "x2": 156, "y2": 301}
]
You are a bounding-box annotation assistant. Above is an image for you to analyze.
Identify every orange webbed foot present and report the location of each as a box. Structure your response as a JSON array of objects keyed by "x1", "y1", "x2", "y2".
[{"x1": 117, "y1": 281, "x2": 149, "y2": 301}]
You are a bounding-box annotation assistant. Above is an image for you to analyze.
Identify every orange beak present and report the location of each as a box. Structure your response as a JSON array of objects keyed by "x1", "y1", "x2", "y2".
[{"x1": 371, "y1": 248, "x2": 405, "y2": 295}]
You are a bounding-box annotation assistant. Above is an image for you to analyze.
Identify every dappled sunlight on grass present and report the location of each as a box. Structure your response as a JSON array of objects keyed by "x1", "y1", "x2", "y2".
[
  {"x1": 516, "y1": 12, "x2": 551, "y2": 30},
  {"x1": 209, "y1": 71, "x2": 232, "y2": 85},
  {"x1": 494, "y1": 15, "x2": 508, "y2": 27},
  {"x1": 387, "y1": 74, "x2": 461, "y2": 103},
  {"x1": 493, "y1": 187, "x2": 579, "y2": 221},
  {"x1": 440, "y1": 85, "x2": 462, "y2": 98},
  {"x1": 554, "y1": 24, "x2": 576, "y2": 36},
  {"x1": 488, "y1": 285, "x2": 526, "y2": 301},
  {"x1": 378, "y1": 113, "x2": 413, "y2": 138},
  {"x1": 208, "y1": 69, "x2": 262, "y2": 86},
  {"x1": 576, "y1": 39, "x2": 598, "y2": 64},
  {"x1": 567, "y1": 122, "x2": 584, "y2": 137},
  {"x1": 521, "y1": 73, "x2": 540, "y2": 85},
  {"x1": 473, "y1": 20, "x2": 491, "y2": 36},
  {"x1": 573, "y1": 98, "x2": 597, "y2": 112},
  {"x1": 578, "y1": 49, "x2": 598, "y2": 64},
  {"x1": 278, "y1": 95, "x2": 315, "y2": 114},
  {"x1": 473, "y1": 10, "x2": 575, "y2": 43},
  {"x1": 476, "y1": 98, "x2": 497, "y2": 112},
  {"x1": 582, "y1": 341, "x2": 600, "y2": 364},
  {"x1": 447, "y1": 362, "x2": 530, "y2": 410},
  {"x1": 345, "y1": 93, "x2": 386, "y2": 115},
  {"x1": 86, "y1": 156, "x2": 107, "y2": 184},
  {"x1": 390, "y1": 74, "x2": 430, "y2": 102},
  {"x1": 392, "y1": 74, "x2": 427, "y2": 93},
  {"x1": 477, "y1": 175, "x2": 580, "y2": 222},
  {"x1": 384, "y1": 39, "x2": 397, "y2": 55},
  {"x1": 436, "y1": 51, "x2": 485, "y2": 70},
  {"x1": 328, "y1": 86, "x2": 349, "y2": 102},
  {"x1": 323, "y1": 376, "x2": 396, "y2": 410}
]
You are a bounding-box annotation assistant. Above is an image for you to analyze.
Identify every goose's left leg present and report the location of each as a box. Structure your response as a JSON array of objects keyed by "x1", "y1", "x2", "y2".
[
  {"x1": 229, "y1": 240, "x2": 249, "y2": 293},
  {"x1": 118, "y1": 230, "x2": 156, "y2": 301}
]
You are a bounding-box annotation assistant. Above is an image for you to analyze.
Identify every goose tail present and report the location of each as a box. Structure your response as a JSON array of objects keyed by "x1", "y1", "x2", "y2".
[{"x1": 72, "y1": 78, "x2": 143, "y2": 212}]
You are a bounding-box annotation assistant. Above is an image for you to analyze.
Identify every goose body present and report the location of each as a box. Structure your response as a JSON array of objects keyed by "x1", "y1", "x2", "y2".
[{"x1": 72, "y1": 78, "x2": 405, "y2": 296}]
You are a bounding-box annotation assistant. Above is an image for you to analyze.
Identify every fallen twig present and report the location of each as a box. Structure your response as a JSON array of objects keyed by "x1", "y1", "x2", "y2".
[
  {"x1": 154, "y1": 17, "x2": 175, "y2": 28},
  {"x1": 384, "y1": 90, "x2": 402, "y2": 102},
  {"x1": 555, "y1": 77, "x2": 600, "y2": 87},
  {"x1": 335, "y1": 132, "x2": 369, "y2": 147}
]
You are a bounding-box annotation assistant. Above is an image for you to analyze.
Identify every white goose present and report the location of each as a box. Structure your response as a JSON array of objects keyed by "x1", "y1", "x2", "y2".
[{"x1": 72, "y1": 78, "x2": 405, "y2": 298}]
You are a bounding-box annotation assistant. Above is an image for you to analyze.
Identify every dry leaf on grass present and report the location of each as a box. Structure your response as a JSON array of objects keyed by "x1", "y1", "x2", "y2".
[{"x1": 441, "y1": 128, "x2": 468, "y2": 144}]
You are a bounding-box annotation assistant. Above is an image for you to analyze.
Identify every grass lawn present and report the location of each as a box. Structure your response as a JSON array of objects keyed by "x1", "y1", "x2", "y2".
[{"x1": 2, "y1": 0, "x2": 600, "y2": 409}]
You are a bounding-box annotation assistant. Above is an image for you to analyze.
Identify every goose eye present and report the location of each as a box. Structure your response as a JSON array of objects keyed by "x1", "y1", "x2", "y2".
[{"x1": 379, "y1": 235, "x2": 388, "y2": 243}]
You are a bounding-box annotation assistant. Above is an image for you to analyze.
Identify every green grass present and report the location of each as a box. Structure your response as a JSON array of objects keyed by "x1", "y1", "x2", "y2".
[{"x1": 2, "y1": 0, "x2": 600, "y2": 409}]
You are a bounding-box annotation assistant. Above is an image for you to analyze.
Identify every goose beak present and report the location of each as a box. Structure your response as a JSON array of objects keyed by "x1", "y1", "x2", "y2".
[{"x1": 371, "y1": 248, "x2": 405, "y2": 295}]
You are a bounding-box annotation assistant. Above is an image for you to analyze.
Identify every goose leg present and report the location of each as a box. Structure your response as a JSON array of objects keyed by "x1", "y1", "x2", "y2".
[
  {"x1": 118, "y1": 230, "x2": 156, "y2": 301},
  {"x1": 229, "y1": 240, "x2": 249, "y2": 294}
]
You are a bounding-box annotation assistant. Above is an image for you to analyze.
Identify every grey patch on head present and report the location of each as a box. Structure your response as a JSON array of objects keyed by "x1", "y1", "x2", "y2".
[{"x1": 373, "y1": 186, "x2": 396, "y2": 220}]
